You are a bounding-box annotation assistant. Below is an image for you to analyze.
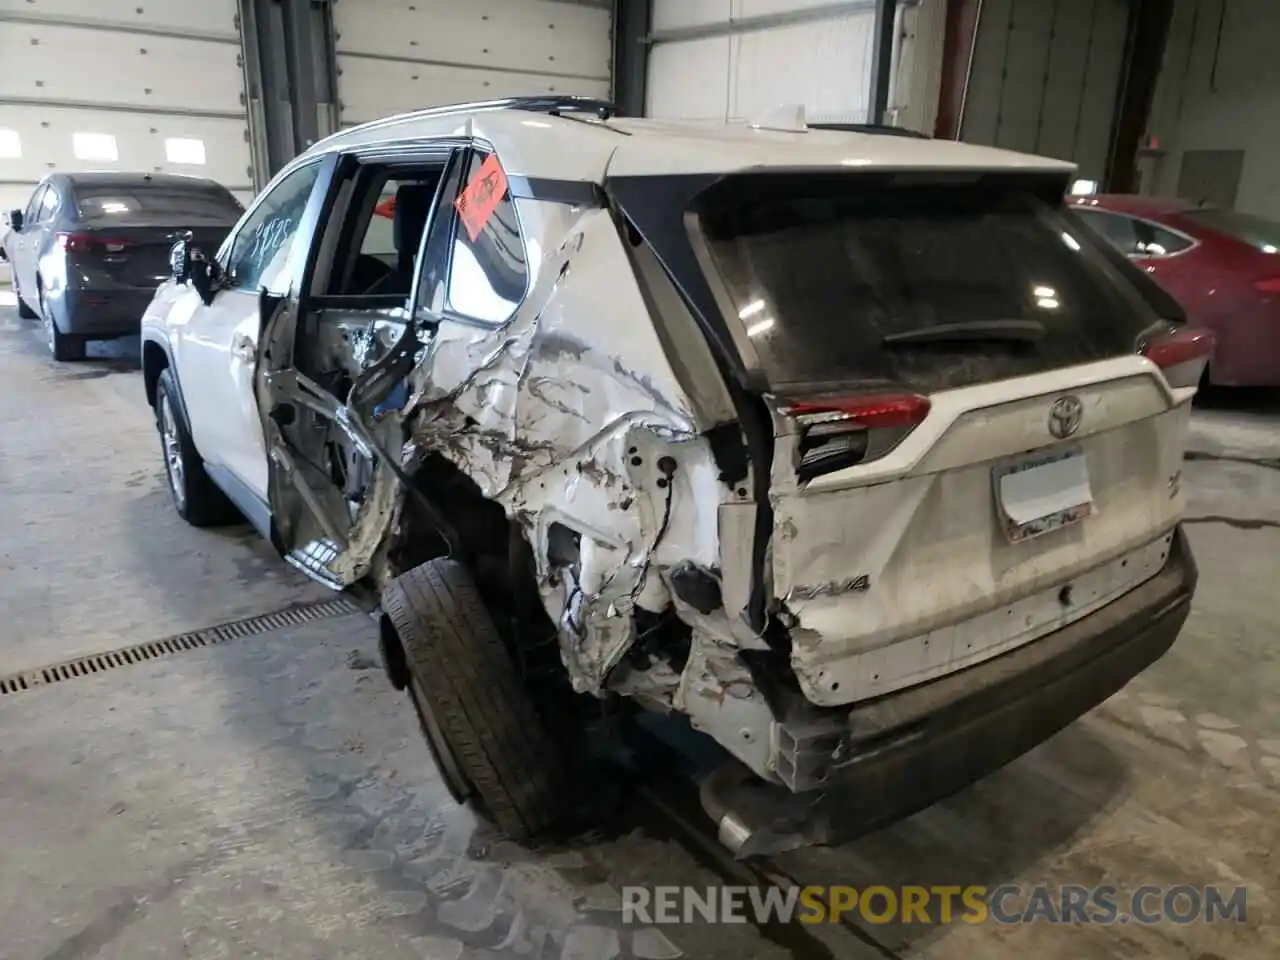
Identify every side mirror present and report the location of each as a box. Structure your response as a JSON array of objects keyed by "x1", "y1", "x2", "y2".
[
  {"x1": 8, "y1": 209, "x2": 24, "y2": 232},
  {"x1": 169, "y1": 238, "x2": 192, "y2": 283},
  {"x1": 188, "y1": 246, "x2": 225, "y2": 307}
]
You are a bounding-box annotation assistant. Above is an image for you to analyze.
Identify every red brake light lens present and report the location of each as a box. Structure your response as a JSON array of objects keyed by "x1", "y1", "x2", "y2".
[
  {"x1": 785, "y1": 393, "x2": 932, "y2": 429},
  {"x1": 57, "y1": 233, "x2": 134, "y2": 254},
  {"x1": 784, "y1": 393, "x2": 931, "y2": 483}
]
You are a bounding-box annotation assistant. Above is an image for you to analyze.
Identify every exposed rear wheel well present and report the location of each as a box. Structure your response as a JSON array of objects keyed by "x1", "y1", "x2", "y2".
[
  {"x1": 142, "y1": 340, "x2": 170, "y2": 408},
  {"x1": 387, "y1": 453, "x2": 569, "y2": 701}
]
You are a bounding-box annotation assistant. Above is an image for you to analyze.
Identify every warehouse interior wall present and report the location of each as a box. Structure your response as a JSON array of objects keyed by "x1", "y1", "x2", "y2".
[
  {"x1": 1146, "y1": 0, "x2": 1280, "y2": 218},
  {"x1": 959, "y1": 0, "x2": 1130, "y2": 182},
  {"x1": 644, "y1": 0, "x2": 944, "y2": 133},
  {"x1": 331, "y1": 0, "x2": 612, "y2": 127},
  {"x1": 0, "y1": 0, "x2": 254, "y2": 287}
]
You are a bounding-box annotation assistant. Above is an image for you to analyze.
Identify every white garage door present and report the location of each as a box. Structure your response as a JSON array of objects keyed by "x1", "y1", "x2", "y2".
[
  {"x1": 0, "y1": 0, "x2": 253, "y2": 286},
  {"x1": 332, "y1": 0, "x2": 613, "y2": 127},
  {"x1": 646, "y1": 0, "x2": 942, "y2": 127}
]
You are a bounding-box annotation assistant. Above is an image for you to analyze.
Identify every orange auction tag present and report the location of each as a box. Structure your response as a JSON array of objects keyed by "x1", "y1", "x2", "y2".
[
  {"x1": 373, "y1": 196, "x2": 397, "y2": 219},
  {"x1": 454, "y1": 153, "x2": 509, "y2": 243}
]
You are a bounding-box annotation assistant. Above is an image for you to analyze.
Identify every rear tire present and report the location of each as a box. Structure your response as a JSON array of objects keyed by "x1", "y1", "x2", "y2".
[
  {"x1": 382, "y1": 559, "x2": 567, "y2": 839},
  {"x1": 155, "y1": 368, "x2": 239, "y2": 527},
  {"x1": 41, "y1": 290, "x2": 86, "y2": 361}
]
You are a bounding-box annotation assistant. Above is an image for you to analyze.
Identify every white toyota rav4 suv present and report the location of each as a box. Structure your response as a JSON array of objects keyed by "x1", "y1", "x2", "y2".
[{"x1": 141, "y1": 97, "x2": 1207, "y2": 853}]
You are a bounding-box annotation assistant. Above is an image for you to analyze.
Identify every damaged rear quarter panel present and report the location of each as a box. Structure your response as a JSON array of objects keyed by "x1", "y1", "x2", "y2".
[{"x1": 402, "y1": 199, "x2": 728, "y2": 694}]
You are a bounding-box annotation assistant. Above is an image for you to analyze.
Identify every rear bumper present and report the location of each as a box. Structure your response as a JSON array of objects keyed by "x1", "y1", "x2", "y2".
[
  {"x1": 703, "y1": 525, "x2": 1197, "y2": 855},
  {"x1": 58, "y1": 288, "x2": 153, "y2": 337}
]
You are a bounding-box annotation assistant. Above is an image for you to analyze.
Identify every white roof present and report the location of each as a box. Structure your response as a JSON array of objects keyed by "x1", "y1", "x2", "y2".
[{"x1": 304, "y1": 104, "x2": 1077, "y2": 184}]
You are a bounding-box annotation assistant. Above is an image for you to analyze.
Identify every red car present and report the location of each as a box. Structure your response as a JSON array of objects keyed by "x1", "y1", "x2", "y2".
[{"x1": 1068, "y1": 194, "x2": 1280, "y2": 387}]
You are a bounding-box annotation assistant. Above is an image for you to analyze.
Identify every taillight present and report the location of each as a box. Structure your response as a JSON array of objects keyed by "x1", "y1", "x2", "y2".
[
  {"x1": 1253, "y1": 277, "x2": 1280, "y2": 294},
  {"x1": 1140, "y1": 326, "x2": 1214, "y2": 389},
  {"x1": 56, "y1": 233, "x2": 134, "y2": 254},
  {"x1": 783, "y1": 393, "x2": 931, "y2": 483}
]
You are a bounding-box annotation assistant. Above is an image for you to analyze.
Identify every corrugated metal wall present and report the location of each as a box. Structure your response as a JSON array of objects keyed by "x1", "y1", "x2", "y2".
[
  {"x1": 646, "y1": 0, "x2": 944, "y2": 129},
  {"x1": 893, "y1": 0, "x2": 947, "y2": 135},
  {"x1": 331, "y1": 0, "x2": 613, "y2": 127},
  {"x1": 0, "y1": 0, "x2": 253, "y2": 286},
  {"x1": 646, "y1": 0, "x2": 882, "y2": 124},
  {"x1": 1147, "y1": 0, "x2": 1280, "y2": 217},
  {"x1": 960, "y1": 0, "x2": 1129, "y2": 179}
]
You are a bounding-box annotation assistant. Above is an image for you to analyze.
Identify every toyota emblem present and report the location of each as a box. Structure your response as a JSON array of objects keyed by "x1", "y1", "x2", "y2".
[{"x1": 1048, "y1": 395, "x2": 1083, "y2": 439}]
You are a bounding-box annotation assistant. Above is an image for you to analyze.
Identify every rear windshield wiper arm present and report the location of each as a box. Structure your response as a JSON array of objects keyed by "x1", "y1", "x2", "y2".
[{"x1": 882, "y1": 319, "x2": 1046, "y2": 345}]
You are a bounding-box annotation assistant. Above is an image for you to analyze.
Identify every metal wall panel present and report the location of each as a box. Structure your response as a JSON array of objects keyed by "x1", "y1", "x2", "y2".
[
  {"x1": 1147, "y1": 0, "x2": 1280, "y2": 217},
  {"x1": 646, "y1": 1, "x2": 888, "y2": 123},
  {"x1": 959, "y1": 0, "x2": 1129, "y2": 179},
  {"x1": 0, "y1": 0, "x2": 251, "y2": 285},
  {"x1": 732, "y1": 15, "x2": 876, "y2": 123},
  {"x1": 645, "y1": 37, "x2": 734, "y2": 120},
  {"x1": 331, "y1": 0, "x2": 613, "y2": 127},
  {"x1": 647, "y1": 1, "x2": 935, "y2": 130},
  {"x1": 894, "y1": 0, "x2": 946, "y2": 134}
]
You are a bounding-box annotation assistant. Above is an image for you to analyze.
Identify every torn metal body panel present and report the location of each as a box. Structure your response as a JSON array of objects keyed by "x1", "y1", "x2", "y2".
[{"x1": 379, "y1": 200, "x2": 743, "y2": 699}]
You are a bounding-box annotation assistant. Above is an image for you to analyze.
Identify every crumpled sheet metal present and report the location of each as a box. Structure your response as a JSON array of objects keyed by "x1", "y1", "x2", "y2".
[{"x1": 396, "y1": 202, "x2": 730, "y2": 695}]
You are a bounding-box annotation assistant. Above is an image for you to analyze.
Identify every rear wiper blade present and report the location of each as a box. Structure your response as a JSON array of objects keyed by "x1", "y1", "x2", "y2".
[{"x1": 882, "y1": 319, "x2": 1046, "y2": 345}]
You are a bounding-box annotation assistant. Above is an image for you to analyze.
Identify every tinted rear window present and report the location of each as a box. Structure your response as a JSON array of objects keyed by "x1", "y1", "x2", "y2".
[
  {"x1": 697, "y1": 174, "x2": 1162, "y2": 393},
  {"x1": 1180, "y1": 208, "x2": 1280, "y2": 252},
  {"x1": 76, "y1": 185, "x2": 243, "y2": 224}
]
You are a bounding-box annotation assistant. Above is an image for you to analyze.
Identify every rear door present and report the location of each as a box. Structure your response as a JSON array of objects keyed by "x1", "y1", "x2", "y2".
[
  {"x1": 692, "y1": 172, "x2": 1202, "y2": 707},
  {"x1": 255, "y1": 144, "x2": 465, "y2": 588}
]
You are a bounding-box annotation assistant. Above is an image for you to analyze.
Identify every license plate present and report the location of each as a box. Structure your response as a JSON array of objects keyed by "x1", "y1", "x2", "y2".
[{"x1": 993, "y1": 447, "x2": 1094, "y2": 542}]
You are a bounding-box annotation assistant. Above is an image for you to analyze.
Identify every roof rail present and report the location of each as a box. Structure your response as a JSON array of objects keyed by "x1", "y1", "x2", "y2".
[
  {"x1": 312, "y1": 96, "x2": 617, "y2": 150},
  {"x1": 809, "y1": 122, "x2": 930, "y2": 139}
]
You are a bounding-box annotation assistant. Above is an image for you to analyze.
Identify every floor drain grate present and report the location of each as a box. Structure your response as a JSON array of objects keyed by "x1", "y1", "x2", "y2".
[{"x1": 0, "y1": 598, "x2": 362, "y2": 696}]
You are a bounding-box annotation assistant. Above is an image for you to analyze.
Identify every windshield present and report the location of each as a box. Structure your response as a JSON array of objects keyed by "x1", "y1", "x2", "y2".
[
  {"x1": 1179, "y1": 208, "x2": 1280, "y2": 253},
  {"x1": 697, "y1": 173, "x2": 1162, "y2": 393},
  {"x1": 76, "y1": 185, "x2": 243, "y2": 225}
]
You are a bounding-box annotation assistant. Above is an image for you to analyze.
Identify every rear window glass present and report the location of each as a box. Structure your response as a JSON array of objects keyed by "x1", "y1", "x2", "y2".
[
  {"x1": 76, "y1": 186, "x2": 243, "y2": 224},
  {"x1": 697, "y1": 174, "x2": 1162, "y2": 393},
  {"x1": 1179, "y1": 208, "x2": 1280, "y2": 252}
]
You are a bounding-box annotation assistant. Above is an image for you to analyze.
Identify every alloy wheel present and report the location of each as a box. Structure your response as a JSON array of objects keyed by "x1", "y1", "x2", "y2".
[{"x1": 159, "y1": 394, "x2": 187, "y2": 511}]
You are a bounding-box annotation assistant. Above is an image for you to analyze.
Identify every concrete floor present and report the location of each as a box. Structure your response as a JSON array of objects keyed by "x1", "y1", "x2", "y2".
[{"x1": 1, "y1": 304, "x2": 1278, "y2": 959}]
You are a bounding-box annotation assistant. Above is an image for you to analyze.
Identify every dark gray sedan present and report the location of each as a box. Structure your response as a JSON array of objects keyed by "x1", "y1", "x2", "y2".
[{"x1": 2, "y1": 172, "x2": 243, "y2": 360}]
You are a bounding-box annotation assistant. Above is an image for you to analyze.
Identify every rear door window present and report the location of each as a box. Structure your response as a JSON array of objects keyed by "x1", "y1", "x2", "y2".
[
  {"x1": 696, "y1": 174, "x2": 1162, "y2": 393},
  {"x1": 444, "y1": 151, "x2": 528, "y2": 325}
]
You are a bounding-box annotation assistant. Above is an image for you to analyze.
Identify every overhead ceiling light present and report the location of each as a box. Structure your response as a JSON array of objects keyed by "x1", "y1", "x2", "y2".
[
  {"x1": 738, "y1": 299, "x2": 766, "y2": 319},
  {"x1": 1036, "y1": 297, "x2": 1060, "y2": 310},
  {"x1": 1033, "y1": 285, "x2": 1056, "y2": 298},
  {"x1": 746, "y1": 317, "x2": 775, "y2": 337},
  {"x1": 1070, "y1": 179, "x2": 1098, "y2": 196}
]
